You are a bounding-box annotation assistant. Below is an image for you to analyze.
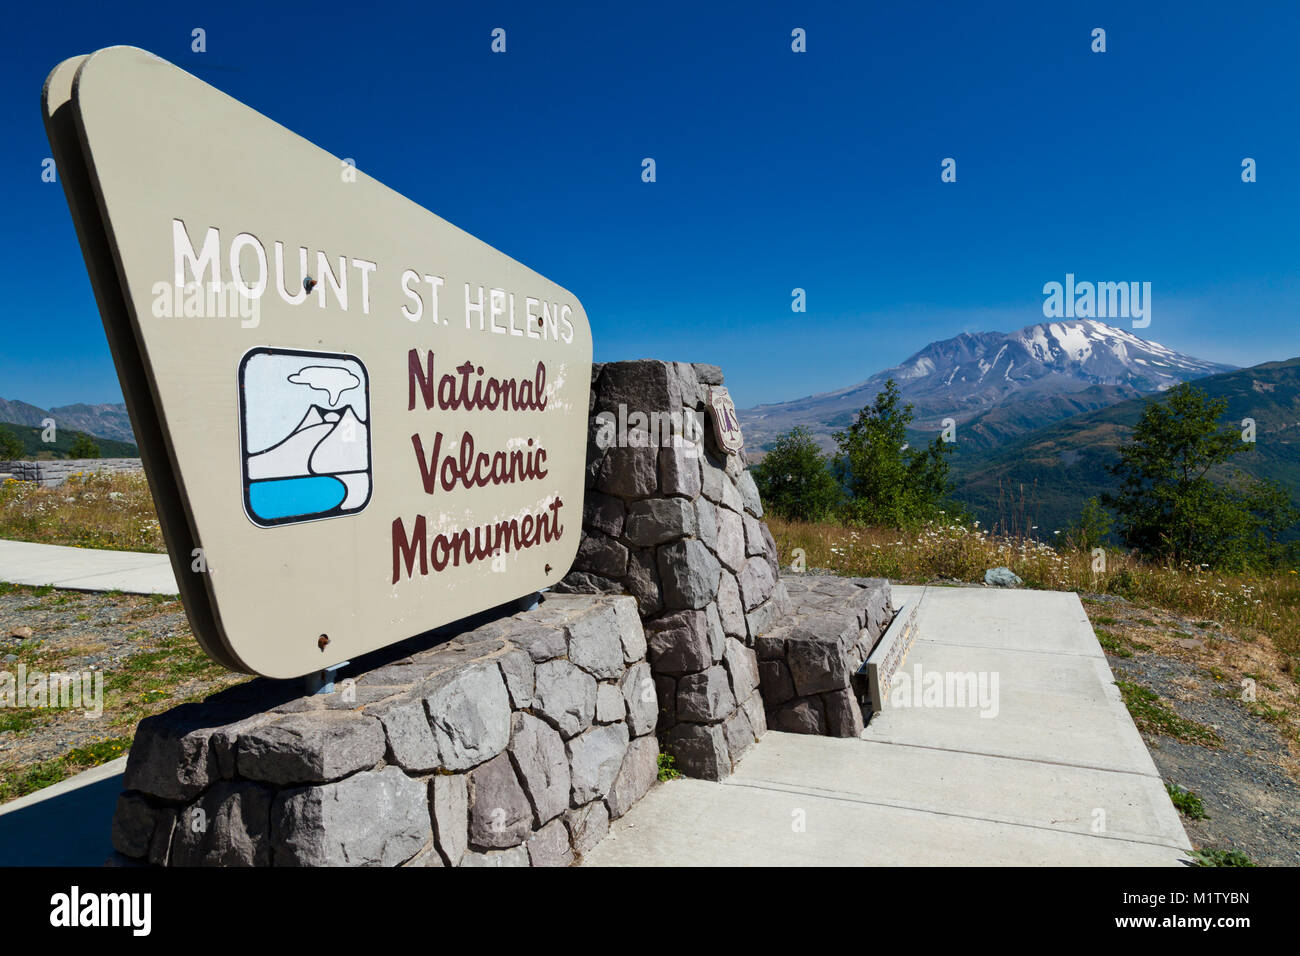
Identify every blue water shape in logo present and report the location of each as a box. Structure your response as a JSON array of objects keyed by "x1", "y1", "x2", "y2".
[{"x1": 248, "y1": 476, "x2": 347, "y2": 522}]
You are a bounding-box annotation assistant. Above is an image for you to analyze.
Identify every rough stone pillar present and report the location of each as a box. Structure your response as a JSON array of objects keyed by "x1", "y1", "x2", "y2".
[{"x1": 555, "y1": 360, "x2": 790, "y2": 780}]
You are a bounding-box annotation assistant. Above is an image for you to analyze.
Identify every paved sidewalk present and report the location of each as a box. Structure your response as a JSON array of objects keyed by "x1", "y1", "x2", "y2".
[
  {"x1": 0, "y1": 757, "x2": 125, "y2": 866},
  {"x1": 0, "y1": 538, "x2": 176, "y2": 594},
  {"x1": 583, "y1": 584, "x2": 1193, "y2": 866}
]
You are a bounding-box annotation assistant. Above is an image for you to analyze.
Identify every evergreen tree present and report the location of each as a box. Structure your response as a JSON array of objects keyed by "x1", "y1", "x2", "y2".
[
  {"x1": 751, "y1": 426, "x2": 842, "y2": 521},
  {"x1": 1103, "y1": 383, "x2": 1298, "y2": 568},
  {"x1": 833, "y1": 379, "x2": 955, "y2": 526}
]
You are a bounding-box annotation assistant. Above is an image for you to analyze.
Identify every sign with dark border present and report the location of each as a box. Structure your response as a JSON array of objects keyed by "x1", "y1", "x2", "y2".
[{"x1": 44, "y1": 47, "x2": 592, "y2": 678}]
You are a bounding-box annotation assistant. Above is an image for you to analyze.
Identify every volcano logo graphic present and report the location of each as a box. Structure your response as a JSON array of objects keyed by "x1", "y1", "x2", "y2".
[{"x1": 238, "y1": 348, "x2": 372, "y2": 527}]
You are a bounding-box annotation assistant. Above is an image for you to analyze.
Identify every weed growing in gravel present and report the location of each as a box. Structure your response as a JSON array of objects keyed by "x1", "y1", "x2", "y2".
[
  {"x1": 1116, "y1": 679, "x2": 1223, "y2": 746},
  {"x1": 1190, "y1": 848, "x2": 1256, "y2": 867},
  {"x1": 1166, "y1": 784, "x2": 1209, "y2": 819}
]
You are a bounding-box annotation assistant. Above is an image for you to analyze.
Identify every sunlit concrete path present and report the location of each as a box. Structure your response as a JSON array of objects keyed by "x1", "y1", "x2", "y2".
[
  {"x1": 583, "y1": 584, "x2": 1193, "y2": 866},
  {"x1": 0, "y1": 538, "x2": 177, "y2": 594}
]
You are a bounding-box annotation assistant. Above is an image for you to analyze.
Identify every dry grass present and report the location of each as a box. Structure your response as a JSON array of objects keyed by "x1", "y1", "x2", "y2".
[
  {"x1": 0, "y1": 472, "x2": 164, "y2": 553},
  {"x1": 766, "y1": 514, "x2": 1300, "y2": 660}
]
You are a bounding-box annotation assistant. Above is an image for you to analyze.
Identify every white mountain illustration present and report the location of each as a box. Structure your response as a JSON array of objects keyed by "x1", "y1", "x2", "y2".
[{"x1": 247, "y1": 405, "x2": 368, "y2": 480}]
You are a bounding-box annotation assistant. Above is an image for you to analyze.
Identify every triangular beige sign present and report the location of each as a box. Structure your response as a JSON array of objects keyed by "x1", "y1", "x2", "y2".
[{"x1": 44, "y1": 47, "x2": 591, "y2": 678}]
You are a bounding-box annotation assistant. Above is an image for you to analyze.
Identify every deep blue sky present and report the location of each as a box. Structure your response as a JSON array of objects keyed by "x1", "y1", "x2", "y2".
[{"x1": 3, "y1": 1, "x2": 1298, "y2": 410}]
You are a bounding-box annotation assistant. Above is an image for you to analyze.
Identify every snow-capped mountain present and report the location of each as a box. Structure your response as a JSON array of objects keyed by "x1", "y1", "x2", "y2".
[{"x1": 740, "y1": 320, "x2": 1234, "y2": 453}]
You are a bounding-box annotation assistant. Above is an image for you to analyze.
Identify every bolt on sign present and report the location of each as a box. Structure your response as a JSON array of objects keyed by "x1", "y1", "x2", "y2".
[{"x1": 43, "y1": 47, "x2": 592, "y2": 678}]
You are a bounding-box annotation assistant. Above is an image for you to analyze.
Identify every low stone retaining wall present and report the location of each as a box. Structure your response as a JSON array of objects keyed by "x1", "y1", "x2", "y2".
[
  {"x1": 755, "y1": 575, "x2": 893, "y2": 737},
  {"x1": 4, "y1": 458, "x2": 142, "y2": 487},
  {"x1": 110, "y1": 593, "x2": 659, "y2": 867}
]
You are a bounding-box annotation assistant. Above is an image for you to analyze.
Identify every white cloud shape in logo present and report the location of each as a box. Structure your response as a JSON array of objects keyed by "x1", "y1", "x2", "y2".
[{"x1": 287, "y1": 365, "x2": 361, "y2": 406}]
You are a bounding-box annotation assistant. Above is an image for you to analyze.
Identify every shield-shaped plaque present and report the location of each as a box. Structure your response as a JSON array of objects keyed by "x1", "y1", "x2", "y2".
[{"x1": 706, "y1": 386, "x2": 744, "y2": 455}]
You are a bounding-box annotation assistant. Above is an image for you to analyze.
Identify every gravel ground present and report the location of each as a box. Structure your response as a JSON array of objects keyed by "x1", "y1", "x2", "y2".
[
  {"x1": 0, "y1": 584, "x2": 244, "y2": 793},
  {"x1": 1082, "y1": 594, "x2": 1300, "y2": 867}
]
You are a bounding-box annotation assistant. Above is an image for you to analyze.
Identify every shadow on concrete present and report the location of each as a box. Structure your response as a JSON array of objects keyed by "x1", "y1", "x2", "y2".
[{"x1": 0, "y1": 771, "x2": 121, "y2": 866}]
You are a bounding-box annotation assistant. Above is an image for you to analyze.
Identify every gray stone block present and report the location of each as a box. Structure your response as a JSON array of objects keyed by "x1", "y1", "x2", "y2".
[
  {"x1": 568, "y1": 722, "x2": 630, "y2": 804},
  {"x1": 645, "y1": 610, "x2": 711, "y2": 675},
  {"x1": 459, "y1": 846, "x2": 530, "y2": 867},
  {"x1": 676, "y1": 666, "x2": 737, "y2": 723},
  {"x1": 573, "y1": 531, "x2": 629, "y2": 578},
  {"x1": 724, "y1": 637, "x2": 761, "y2": 702},
  {"x1": 468, "y1": 752, "x2": 533, "y2": 849},
  {"x1": 712, "y1": 506, "x2": 746, "y2": 572},
  {"x1": 171, "y1": 781, "x2": 273, "y2": 867},
  {"x1": 566, "y1": 602, "x2": 626, "y2": 679},
  {"x1": 510, "y1": 622, "x2": 569, "y2": 663},
  {"x1": 533, "y1": 658, "x2": 597, "y2": 738},
  {"x1": 716, "y1": 571, "x2": 746, "y2": 638},
  {"x1": 786, "y1": 635, "x2": 851, "y2": 696},
  {"x1": 423, "y1": 661, "x2": 513, "y2": 771},
  {"x1": 743, "y1": 513, "x2": 766, "y2": 557},
  {"x1": 620, "y1": 661, "x2": 658, "y2": 737},
  {"x1": 664, "y1": 722, "x2": 731, "y2": 781},
  {"x1": 761, "y1": 522, "x2": 780, "y2": 575},
  {"x1": 430, "y1": 773, "x2": 468, "y2": 866},
  {"x1": 526, "y1": 818, "x2": 574, "y2": 867},
  {"x1": 565, "y1": 801, "x2": 609, "y2": 856},
  {"x1": 696, "y1": 495, "x2": 718, "y2": 552},
  {"x1": 372, "y1": 698, "x2": 440, "y2": 773},
  {"x1": 624, "y1": 497, "x2": 696, "y2": 546},
  {"x1": 705, "y1": 602, "x2": 726, "y2": 663},
  {"x1": 736, "y1": 470, "x2": 763, "y2": 517},
  {"x1": 655, "y1": 674, "x2": 676, "y2": 727},
  {"x1": 741, "y1": 690, "x2": 768, "y2": 738},
  {"x1": 722, "y1": 705, "x2": 756, "y2": 765},
  {"x1": 701, "y1": 455, "x2": 745, "y2": 512},
  {"x1": 658, "y1": 442, "x2": 702, "y2": 498},
  {"x1": 111, "y1": 792, "x2": 175, "y2": 862},
  {"x1": 123, "y1": 705, "x2": 224, "y2": 801},
  {"x1": 693, "y1": 363, "x2": 724, "y2": 386},
  {"x1": 273, "y1": 766, "x2": 431, "y2": 867},
  {"x1": 596, "y1": 682, "x2": 626, "y2": 724},
  {"x1": 596, "y1": 445, "x2": 658, "y2": 499},
  {"x1": 671, "y1": 361, "x2": 702, "y2": 410},
  {"x1": 612, "y1": 596, "x2": 647, "y2": 663},
  {"x1": 657, "y1": 539, "x2": 720, "y2": 610},
  {"x1": 237, "y1": 711, "x2": 385, "y2": 786},
  {"x1": 583, "y1": 492, "x2": 626, "y2": 536},
  {"x1": 769, "y1": 697, "x2": 825, "y2": 735},
  {"x1": 606, "y1": 736, "x2": 659, "y2": 819},
  {"x1": 758, "y1": 659, "x2": 796, "y2": 706},
  {"x1": 823, "y1": 688, "x2": 865, "y2": 737},
  {"x1": 498, "y1": 647, "x2": 536, "y2": 710},
  {"x1": 625, "y1": 548, "x2": 664, "y2": 617},
  {"x1": 737, "y1": 556, "x2": 777, "y2": 611},
  {"x1": 509, "y1": 712, "x2": 570, "y2": 826}
]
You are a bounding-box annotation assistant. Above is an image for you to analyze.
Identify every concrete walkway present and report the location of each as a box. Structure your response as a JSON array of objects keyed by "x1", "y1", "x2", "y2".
[
  {"x1": 0, "y1": 538, "x2": 176, "y2": 594},
  {"x1": 583, "y1": 584, "x2": 1193, "y2": 866},
  {"x1": 0, "y1": 757, "x2": 125, "y2": 866}
]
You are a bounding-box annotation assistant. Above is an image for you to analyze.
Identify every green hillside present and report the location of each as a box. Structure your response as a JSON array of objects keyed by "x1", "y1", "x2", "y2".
[
  {"x1": 0, "y1": 421, "x2": 139, "y2": 460},
  {"x1": 946, "y1": 358, "x2": 1300, "y2": 537}
]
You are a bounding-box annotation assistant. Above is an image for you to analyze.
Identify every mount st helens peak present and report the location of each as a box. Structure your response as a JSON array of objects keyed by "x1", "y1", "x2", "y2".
[{"x1": 739, "y1": 320, "x2": 1234, "y2": 454}]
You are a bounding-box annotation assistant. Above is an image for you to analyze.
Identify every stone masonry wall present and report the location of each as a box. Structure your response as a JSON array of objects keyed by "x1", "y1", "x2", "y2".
[
  {"x1": 110, "y1": 593, "x2": 658, "y2": 867},
  {"x1": 554, "y1": 360, "x2": 791, "y2": 780},
  {"x1": 3, "y1": 458, "x2": 142, "y2": 487}
]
